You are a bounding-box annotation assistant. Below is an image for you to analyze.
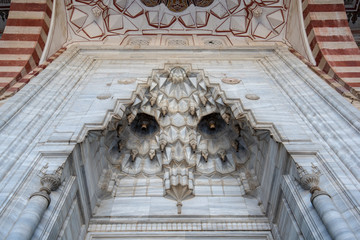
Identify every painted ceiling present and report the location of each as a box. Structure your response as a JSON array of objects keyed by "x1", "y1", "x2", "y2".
[{"x1": 65, "y1": 0, "x2": 288, "y2": 43}]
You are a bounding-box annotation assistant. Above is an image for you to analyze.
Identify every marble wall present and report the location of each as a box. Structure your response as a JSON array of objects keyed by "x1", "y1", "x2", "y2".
[{"x1": 0, "y1": 45, "x2": 359, "y2": 239}]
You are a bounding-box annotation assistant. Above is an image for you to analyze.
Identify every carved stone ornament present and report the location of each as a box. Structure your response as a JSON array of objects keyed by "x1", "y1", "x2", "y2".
[
  {"x1": 164, "y1": 164, "x2": 194, "y2": 214},
  {"x1": 221, "y1": 78, "x2": 241, "y2": 85},
  {"x1": 245, "y1": 94, "x2": 260, "y2": 100},
  {"x1": 40, "y1": 174, "x2": 62, "y2": 192},
  {"x1": 117, "y1": 78, "x2": 136, "y2": 85},
  {"x1": 296, "y1": 163, "x2": 330, "y2": 203},
  {"x1": 141, "y1": 0, "x2": 215, "y2": 12},
  {"x1": 297, "y1": 163, "x2": 320, "y2": 191},
  {"x1": 99, "y1": 65, "x2": 268, "y2": 212},
  {"x1": 30, "y1": 164, "x2": 64, "y2": 206}
]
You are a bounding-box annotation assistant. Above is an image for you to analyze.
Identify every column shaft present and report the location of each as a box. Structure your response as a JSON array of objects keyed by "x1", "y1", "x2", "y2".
[
  {"x1": 312, "y1": 193, "x2": 356, "y2": 240},
  {"x1": 6, "y1": 195, "x2": 49, "y2": 240}
]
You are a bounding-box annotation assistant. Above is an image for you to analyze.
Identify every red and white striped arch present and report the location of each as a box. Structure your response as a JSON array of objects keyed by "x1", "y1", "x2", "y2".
[
  {"x1": 0, "y1": 0, "x2": 53, "y2": 99},
  {"x1": 302, "y1": 0, "x2": 360, "y2": 97}
]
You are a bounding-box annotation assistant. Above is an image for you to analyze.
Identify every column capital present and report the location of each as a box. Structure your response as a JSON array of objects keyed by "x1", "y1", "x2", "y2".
[
  {"x1": 296, "y1": 163, "x2": 321, "y2": 191},
  {"x1": 40, "y1": 174, "x2": 61, "y2": 192}
]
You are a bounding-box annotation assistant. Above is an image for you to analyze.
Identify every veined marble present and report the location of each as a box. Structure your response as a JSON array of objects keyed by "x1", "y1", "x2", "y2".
[{"x1": 0, "y1": 45, "x2": 359, "y2": 240}]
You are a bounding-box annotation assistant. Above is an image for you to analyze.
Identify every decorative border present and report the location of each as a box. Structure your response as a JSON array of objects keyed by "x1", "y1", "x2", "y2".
[
  {"x1": 88, "y1": 221, "x2": 271, "y2": 232},
  {"x1": 86, "y1": 231, "x2": 274, "y2": 240}
]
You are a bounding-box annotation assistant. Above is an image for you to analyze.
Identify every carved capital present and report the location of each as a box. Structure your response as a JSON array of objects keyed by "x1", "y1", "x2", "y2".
[
  {"x1": 300, "y1": 173, "x2": 320, "y2": 191},
  {"x1": 40, "y1": 174, "x2": 61, "y2": 192},
  {"x1": 39, "y1": 163, "x2": 64, "y2": 192},
  {"x1": 296, "y1": 163, "x2": 320, "y2": 191}
]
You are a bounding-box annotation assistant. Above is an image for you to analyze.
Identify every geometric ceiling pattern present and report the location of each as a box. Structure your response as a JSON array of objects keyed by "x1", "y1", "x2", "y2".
[{"x1": 65, "y1": 0, "x2": 288, "y2": 41}]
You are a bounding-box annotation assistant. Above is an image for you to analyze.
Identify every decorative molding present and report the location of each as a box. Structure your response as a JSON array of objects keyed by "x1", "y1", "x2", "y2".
[
  {"x1": 289, "y1": 48, "x2": 360, "y2": 109},
  {"x1": 88, "y1": 220, "x2": 271, "y2": 232},
  {"x1": 86, "y1": 230, "x2": 274, "y2": 240},
  {"x1": 262, "y1": 47, "x2": 360, "y2": 183}
]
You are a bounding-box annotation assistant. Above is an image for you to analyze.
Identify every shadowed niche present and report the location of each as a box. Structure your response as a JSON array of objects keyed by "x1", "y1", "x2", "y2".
[
  {"x1": 130, "y1": 113, "x2": 159, "y2": 137},
  {"x1": 197, "y1": 113, "x2": 226, "y2": 137}
]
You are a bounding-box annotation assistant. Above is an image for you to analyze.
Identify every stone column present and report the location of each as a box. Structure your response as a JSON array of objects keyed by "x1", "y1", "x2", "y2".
[
  {"x1": 297, "y1": 164, "x2": 355, "y2": 240},
  {"x1": 6, "y1": 166, "x2": 63, "y2": 240}
]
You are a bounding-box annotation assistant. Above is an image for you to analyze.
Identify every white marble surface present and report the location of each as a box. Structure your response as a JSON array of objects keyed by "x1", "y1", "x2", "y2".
[{"x1": 0, "y1": 45, "x2": 359, "y2": 239}]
